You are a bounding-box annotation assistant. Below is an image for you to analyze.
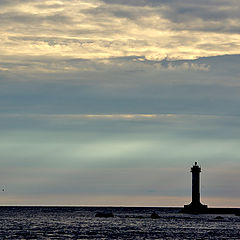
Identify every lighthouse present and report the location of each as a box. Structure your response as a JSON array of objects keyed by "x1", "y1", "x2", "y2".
[
  {"x1": 183, "y1": 162, "x2": 208, "y2": 213},
  {"x1": 191, "y1": 162, "x2": 201, "y2": 205}
]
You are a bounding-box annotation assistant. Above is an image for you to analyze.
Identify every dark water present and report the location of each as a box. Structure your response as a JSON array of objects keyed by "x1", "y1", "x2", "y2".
[{"x1": 0, "y1": 206, "x2": 239, "y2": 239}]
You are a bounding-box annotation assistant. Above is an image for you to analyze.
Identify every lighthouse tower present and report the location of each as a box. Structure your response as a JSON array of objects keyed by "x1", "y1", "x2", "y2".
[
  {"x1": 184, "y1": 162, "x2": 208, "y2": 213},
  {"x1": 191, "y1": 162, "x2": 201, "y2": 205}
]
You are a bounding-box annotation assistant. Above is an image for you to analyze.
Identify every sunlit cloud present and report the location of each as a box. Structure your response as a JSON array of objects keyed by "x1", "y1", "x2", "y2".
[
  {"x1": 2, "y1": 113, "x2": 227, "y2": 121},
  {"x1": 0, "y1": 0, "x2": 239, "y2": 75}
]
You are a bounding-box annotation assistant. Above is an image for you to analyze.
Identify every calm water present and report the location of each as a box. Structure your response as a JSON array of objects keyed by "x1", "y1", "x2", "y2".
[{"x1": 0, "y1": 206, "x2": 239, "y2": 239}]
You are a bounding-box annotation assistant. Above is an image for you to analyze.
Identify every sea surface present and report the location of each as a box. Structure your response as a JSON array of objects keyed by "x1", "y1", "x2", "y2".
[{"x1": 0, "y1": 206, "x2": 239, "y2": 239}]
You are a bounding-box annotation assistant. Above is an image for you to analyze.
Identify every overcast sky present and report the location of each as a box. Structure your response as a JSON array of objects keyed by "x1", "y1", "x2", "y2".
[{"x1": 0, "y1": 0, "x2": 240, "y2": 207}]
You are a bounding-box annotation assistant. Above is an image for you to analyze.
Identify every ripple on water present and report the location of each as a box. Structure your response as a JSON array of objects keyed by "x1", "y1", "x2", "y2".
[{"x1": 0, "y1": 207, "x2": 239, "y2": 239}]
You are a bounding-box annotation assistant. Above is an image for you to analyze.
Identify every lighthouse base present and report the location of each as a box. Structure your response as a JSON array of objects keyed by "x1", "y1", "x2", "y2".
[{"x1": 183, "y1": 202, "x2": 208, "y2": 214}]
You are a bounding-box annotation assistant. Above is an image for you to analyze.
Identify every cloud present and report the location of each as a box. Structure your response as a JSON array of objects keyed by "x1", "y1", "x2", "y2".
[
  {"x1": 0, "y1": 54, "x2": 240, "y2": 117},
  {"x1": 101, "y1": 0, "x2": 240, "y2": 31},
  {"x1": 35, "y1": 3, "x2": 64, "y2": 9},
  {"x1": 0, "y1": 54, "x2": 211, "y2": 75},
  {"x1": 0, "y1": 0, "x2": 239, "y2": 63}
]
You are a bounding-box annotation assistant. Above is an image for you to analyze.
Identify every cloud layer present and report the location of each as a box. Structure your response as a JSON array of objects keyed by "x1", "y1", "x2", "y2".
[{"x1": 0, "y1": 0, "x2": 240, "y2": 75}]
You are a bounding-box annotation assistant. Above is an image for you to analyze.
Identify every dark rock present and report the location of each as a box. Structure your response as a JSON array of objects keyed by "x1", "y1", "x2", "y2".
[
  {"x1": 215, "y1": 216, "x2": 224, "y2": 220},
  {"x1": 95, "y1": 212, "x2": 114, "y2": 218},
  {"x1": 235, "y1": 211, "x2": 240, "y2": 216},
  {"x1": 151, "y1": 211, "x2": 160, "y2": 219}
]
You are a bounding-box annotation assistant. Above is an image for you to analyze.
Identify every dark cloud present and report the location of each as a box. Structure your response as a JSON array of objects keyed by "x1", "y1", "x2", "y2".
[
  {"x1": 0, "y1": 12, "x2": 72, "y2": 25},
  {"x1": 0, "y1": 55, "x2": 240, "y2": 116},
  {"x1": 35, "y1": 3, "x2": 64, "y2": 9},
  {"x1": 101, "y1": 0, "x2": 239, "y2": 9},
  {"x1": 0, "y1": 0, "x2": 39, "y2": 6},
  {"x1": 100, "y1": 0, "x2": 240, "y2": 33},
  {"x1": 101, "y1": 0, "x2": 163, "y2": 7}
]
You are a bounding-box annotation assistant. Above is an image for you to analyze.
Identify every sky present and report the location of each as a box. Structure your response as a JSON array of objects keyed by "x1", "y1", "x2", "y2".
[{"x1": 0, "y1": 0, "x2": 240, "y2": 207}]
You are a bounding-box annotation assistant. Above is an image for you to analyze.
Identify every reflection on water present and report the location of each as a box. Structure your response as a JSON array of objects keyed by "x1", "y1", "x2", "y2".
[{"x1": 0, "y1": 207, "x2": 239, "y2": 239}]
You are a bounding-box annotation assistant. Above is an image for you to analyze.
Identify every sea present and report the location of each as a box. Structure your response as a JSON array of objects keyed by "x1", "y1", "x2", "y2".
[{"x1": 0, "y1": 206, "x2": 239, "y2": 239}]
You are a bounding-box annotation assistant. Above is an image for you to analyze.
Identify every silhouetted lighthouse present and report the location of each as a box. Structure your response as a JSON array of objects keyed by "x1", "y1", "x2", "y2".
[
  {"x1": 191, "y1": 162, "x2": 201, "y2": 205},
  {"x1": 184, "y1": 162, "x2": 208, "y2": 213}
]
